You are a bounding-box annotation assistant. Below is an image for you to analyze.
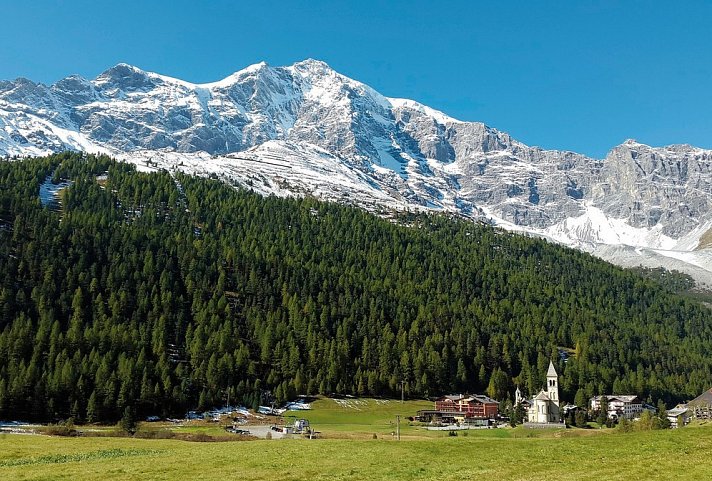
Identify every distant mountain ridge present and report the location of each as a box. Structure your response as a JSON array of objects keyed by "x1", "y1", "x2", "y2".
[{"x1": 1, "y1": 59, "x2": 710, "y2": 286}]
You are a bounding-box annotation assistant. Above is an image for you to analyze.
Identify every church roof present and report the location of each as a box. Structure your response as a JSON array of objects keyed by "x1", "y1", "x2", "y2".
[
  {"x1": 547, "y1": 360, "x2": 557, "y2": 377},
  {"x1": 535, "y1": 391, "x2": 551, "y2": 401}
]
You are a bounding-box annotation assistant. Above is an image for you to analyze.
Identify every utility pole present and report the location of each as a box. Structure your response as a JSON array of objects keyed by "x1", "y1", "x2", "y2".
[{"x1": 396, "y1": 415, "x2": 401, "y2": 441}]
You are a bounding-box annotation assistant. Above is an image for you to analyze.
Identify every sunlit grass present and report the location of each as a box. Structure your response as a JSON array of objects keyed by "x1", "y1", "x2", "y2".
[
  {"x1": 2, "y1": 400, "x2": 711, "y2": 480},
  {"x1": 2, "y1": 425, "x2": 711, "y2": 480}
]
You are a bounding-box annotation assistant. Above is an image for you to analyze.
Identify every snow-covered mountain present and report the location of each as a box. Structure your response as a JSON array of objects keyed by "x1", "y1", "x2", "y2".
[{"x1": 1, "y1": 59, "x2": 711, "y2": 287}]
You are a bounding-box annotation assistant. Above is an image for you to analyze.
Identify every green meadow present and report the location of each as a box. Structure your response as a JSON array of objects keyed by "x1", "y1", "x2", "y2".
[
  {"x1": 1, "y1": 398, "x2": 711, "y2": 480},
  {"x1": 292, "y1": 398, "x2": 434, "y2": 438}
]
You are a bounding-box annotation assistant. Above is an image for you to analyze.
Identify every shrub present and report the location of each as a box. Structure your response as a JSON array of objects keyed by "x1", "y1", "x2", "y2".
[
  {"x1": 134, "y1": 429, "x2": 176, "y2": 439},
  {"x1": 44, "y1": 422, "x2": 78, "y2": 437},
  {"x1": 617, "y1": 417, "x2": 633, "y2": 433}
]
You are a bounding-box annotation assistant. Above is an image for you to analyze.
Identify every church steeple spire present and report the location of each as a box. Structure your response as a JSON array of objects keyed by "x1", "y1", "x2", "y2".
[{"x1": 546, "y1": 360, "x2": 559, "y2": 405}]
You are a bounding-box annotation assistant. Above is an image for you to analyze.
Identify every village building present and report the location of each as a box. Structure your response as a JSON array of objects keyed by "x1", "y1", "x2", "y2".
[
  {"x1": 417, "y1": 393, "x2": 499, "y2": 424},
  {"x1": 562, "y1": 404, "x2": 583, "y2": 417},
  {"x1": 687, "y1": 387, "x2": 712, "y2": 420},
  {"x1": 520, "y1": 361, "x2": 561, "y2": 424},
  {"x1": 666, "y1": 406, "x2": 691, "y2": 428},
  {"x1": 590, "y1": 395, "x2": 643, "y2": 420}
]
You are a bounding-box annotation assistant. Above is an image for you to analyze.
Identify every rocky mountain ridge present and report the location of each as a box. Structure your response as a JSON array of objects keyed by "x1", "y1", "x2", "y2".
[{"x1": 1, "y1": 59, "x2": 710, "y2": 286}]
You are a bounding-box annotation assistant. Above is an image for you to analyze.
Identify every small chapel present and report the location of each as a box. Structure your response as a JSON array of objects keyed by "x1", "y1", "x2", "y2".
[{"x1": 515, "y1": 360, "x2": 560, "y2": 424}]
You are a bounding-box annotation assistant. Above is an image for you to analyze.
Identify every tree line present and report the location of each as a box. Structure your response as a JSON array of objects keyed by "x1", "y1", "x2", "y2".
[{"x1": 0, "y1": 152, "x2": 711, "y2": 423}]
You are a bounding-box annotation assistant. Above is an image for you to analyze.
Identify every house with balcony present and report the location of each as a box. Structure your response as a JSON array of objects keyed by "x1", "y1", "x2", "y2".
[
  {"x1": 417, "y1": 393, "x2": 499, "y2": 425},
  {"x1": 590, "y1": 395, "x2": 643, "y2": 420}
]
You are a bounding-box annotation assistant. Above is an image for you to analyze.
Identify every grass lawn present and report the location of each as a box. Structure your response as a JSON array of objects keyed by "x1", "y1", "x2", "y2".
[
  {"x1": 1, "y1": 399, "x2": 711, "y2": 480},
  {"x1": 291, "y1": 397, "x2": 435, "y2": 438}
]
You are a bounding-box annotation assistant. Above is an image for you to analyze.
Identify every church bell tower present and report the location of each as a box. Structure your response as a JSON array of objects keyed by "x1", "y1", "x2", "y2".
[{"x1": 546, "y1": 360, "x2": 559, "y2": 406}]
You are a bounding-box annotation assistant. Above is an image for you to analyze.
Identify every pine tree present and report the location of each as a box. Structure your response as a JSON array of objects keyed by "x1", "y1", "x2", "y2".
[
  {"x1": 657, "y1": 400, "x2": 671, "y2": 429},
  {"x1": 513, "y1": 402, "x2": 526, "y2": 426},
  {"x1": 119, "y1": 405, "x2": 137, "y2": 435},
  {"x1": 597, "y1": 396, "x2": 609, "y2": 426},
  {"x1": 70, "y1": 399, "x2": 81, "y2": 423},
  {"x1": 574, "y1": 388, "x2": 587, "y2": 409},
  {"x1": 575, "y1": 410, "x2": 587, "y2": 428},
  {"x1": 86, "y1": 391, "x2": 98, "y2": 423}
]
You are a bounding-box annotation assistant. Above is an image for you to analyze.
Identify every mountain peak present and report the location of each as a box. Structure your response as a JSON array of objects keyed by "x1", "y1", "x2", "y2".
[
  {"x1": 291, "y1": 58, "x2": 334, "y2": 74},
  {"x1": 99, "y1": 63, "x2": 147, "y2": 78},
  {"x1": 94, "y1": 63, "x2": 156, "y2": 92},
  {"x1": 242, "y1": 60, "x2": 269, "y2": 73},
  {"x1": 200, "y1": 61, "x2": 274, "y2": 89}
]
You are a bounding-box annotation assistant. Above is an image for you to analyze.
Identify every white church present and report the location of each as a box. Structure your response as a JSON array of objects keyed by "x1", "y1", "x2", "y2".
[{"x1": 515, "y1": 361, "x2": 561, "y2": 424}]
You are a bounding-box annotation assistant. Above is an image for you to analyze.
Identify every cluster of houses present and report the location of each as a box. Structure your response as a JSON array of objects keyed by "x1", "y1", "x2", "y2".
[
  {"x1": 418, "y1": 361, "x2": 565, "y2": 427},
  {"x1": 417, "y1": 361, "x2": 712, "y2": 429},
  {"x1": 588, "y1": 388, "x2": 712, "y2": 427}
]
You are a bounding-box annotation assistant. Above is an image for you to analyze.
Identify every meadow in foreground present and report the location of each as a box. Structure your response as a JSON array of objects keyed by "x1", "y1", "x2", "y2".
[
  {"x1": 2, "y1": 425, "x2": 712, "y2": 480},
  {"x1": 1, "y1": 398, "x2": 711, "y2": 481}
]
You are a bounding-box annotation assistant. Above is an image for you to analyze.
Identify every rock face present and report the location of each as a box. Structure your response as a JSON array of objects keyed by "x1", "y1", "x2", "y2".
[
  {"x1": 1, "y1": 59, "x2": 711, "y2": 286},
  {"x1": 596, "y1": 141, "x2": 712, "y2": 238}
]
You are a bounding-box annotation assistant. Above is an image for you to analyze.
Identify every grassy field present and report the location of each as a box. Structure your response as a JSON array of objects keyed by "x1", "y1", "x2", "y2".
[
  {"x1": 1, "y1": 398, "x2": 712, "y2": 480},
  {"x1": 292, "y1": 397, "x2": 434, "y2": 438}
]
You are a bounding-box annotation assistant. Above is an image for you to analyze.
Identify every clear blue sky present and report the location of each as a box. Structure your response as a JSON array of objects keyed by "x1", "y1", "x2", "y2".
[{"x1": 1, "y1": 0, "x2": 711, "y2": 158}]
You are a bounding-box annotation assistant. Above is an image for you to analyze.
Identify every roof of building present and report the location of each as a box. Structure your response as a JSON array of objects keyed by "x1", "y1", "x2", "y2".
[
  {"x1": 437, "y1": 393, "x2": 498, "y2": 404},
  {"x1": 667, "y1": 407, "x2": 689, "y2": 417},
  {"x1": 437, "y1": 394, "x2": 465, "y2": 402},
  {"x1": 466, "y1": 394, "x2": 498, "y2": 404},
  {"x1": 547, "y1": 361, "x2": 557, "y2": 377},
  {"x1": 591, "y1": 395, "x2": 640, "y2": 403},
  {"x1": 534, "y1": 391, "x2": 551, "y2": 401},
  {"x1": 689, "y1": 388, "x2": 712, "y2": 406}
]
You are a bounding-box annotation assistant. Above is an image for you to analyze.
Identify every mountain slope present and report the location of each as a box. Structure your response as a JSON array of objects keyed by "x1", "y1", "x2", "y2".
[
  {"x1": 1, "y1": 60, "x2": 711, "y2": 286},
  {"x1": 1, "y1": 153, "x2": 711, "y2": 422}
]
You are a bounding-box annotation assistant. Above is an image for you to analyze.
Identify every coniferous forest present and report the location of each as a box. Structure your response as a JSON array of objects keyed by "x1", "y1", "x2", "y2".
[{"x1": 1, "y1": 153, "x2": 711, "y2": 423}]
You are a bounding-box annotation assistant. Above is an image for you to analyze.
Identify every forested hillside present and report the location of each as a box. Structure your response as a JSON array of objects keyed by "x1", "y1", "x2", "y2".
[{"x1": 1, "y1": 153, "x2": 711, "y2": 422}]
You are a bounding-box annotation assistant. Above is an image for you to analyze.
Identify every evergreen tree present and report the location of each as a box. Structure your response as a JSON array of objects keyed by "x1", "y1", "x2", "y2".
[
  {"x1": 119, "y1": 405, "x2": 137, "y2": 435},
  {"x1": 86, "y1": 391, "x2": 98, "y2": 423},
  {"x1": 657, "y1": 400, "x2": 671, "y2": 429},
  {"x1": 597, "y1": 396, "x2": 609, "y2": 426},
  {"x1": 575, "y1": 410, "x2": 588, "y2": 428},
  {"x1": 574, "y1": 388, "x2": 587, "y2": 409},
  {"x1": 512, "y1": 402, "x2": 526, "y2": 426}
]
